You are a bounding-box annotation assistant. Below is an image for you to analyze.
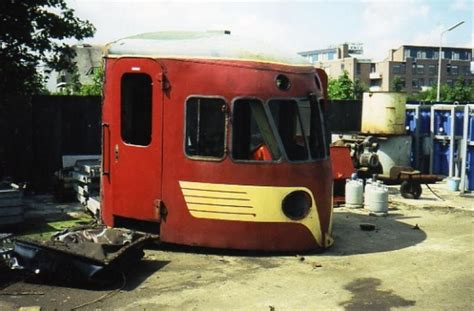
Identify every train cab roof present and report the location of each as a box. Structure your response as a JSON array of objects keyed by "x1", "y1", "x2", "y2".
[{"x1": 105, "y1": 31, "x2": 312, "y2": 66}]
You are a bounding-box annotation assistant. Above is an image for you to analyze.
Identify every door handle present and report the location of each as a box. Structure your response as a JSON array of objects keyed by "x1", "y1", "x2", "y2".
[
  {"x1": 102, "y1": 123, "x2": 110, "y2": 176},
  {"x1": 115, "y1": 144, "x2": 119, "y2": 161}
]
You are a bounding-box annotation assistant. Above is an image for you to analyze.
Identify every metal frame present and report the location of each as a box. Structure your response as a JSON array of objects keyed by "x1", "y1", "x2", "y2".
[
  {"x1": 429, "y1": 104, "x2": 465, "y2": 177},
  {"x1": 460, "y1": 104, "x2": 474, "y2": 192}
]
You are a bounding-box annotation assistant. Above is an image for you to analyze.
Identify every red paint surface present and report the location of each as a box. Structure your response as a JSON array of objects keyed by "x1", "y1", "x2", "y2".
[{"x1": 102, "y1": 57, "x2": 333, "y2": 251}]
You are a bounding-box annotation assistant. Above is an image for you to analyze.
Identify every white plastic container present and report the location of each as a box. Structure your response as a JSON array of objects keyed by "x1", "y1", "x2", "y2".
[
  {"x1": 345, "y1": 179, "x2": 364, "y2": 208},
  {"x1": 365, "y1": 182, "x2": 389, "y2": 214}
]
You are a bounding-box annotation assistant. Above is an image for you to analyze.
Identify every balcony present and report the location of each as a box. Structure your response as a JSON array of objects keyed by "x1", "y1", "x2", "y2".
[{"x1": 370, "y1": 72, "x2": 382, "y2": 79}]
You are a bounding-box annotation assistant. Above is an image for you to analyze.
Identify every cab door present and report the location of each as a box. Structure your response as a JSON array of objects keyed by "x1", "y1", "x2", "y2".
[{"x1": 110, "y1": 58, "x2": 163, "y2": 222}]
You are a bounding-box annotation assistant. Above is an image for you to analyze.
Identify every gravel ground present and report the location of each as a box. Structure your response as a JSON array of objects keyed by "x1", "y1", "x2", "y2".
[{"x1": 1, "y1": 184, "x2": 473, "y2": 310}]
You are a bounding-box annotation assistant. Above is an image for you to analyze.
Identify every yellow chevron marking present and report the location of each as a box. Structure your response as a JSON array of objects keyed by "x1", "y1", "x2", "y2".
[{"x1": 179, "y1": 181, "x2": 324, "y2": 246}]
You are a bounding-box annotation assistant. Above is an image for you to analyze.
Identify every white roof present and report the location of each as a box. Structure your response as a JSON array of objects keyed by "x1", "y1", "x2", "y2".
[{"x1": 106, "y1": 31, "x2": 311, "y2": 66}]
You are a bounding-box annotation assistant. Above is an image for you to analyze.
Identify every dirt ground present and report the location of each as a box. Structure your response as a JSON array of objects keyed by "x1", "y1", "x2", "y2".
[{"x1": 1, "y1": 183, "x2": 473, "y2": 310}]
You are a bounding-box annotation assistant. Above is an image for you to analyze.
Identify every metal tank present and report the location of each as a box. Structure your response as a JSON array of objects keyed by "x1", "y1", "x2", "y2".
[
  {"x1": 361, "y1": 92, "x2": 407, "y2": 135},
  {"x1": 345, "y1": 179, "x2": 364, "y2": 208},
  {"x1": 377, "y1": 135, "x2": 412, "y2": 175},
  {"x1": 364, "y1": 181, "x2": 388, "y2": 214}
]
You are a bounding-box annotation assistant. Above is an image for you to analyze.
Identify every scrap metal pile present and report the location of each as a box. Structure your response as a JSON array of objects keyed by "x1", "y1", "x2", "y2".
[
  {"x1": 1, "y1": 226, "x2": 156, "y2": 284},
  {"x1": 54, "y1": 156, "x2": 101, "y2": 217}
]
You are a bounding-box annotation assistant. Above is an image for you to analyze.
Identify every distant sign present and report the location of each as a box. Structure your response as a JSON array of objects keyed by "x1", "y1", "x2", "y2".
[{"x1": 348, "y1": 43, "x2": 363, "y2": 54}]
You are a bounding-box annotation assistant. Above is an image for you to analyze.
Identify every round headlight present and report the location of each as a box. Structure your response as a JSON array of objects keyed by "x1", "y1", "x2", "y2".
[{"x1": 282, "y1": 191, "x2": 312, "y2": 220}]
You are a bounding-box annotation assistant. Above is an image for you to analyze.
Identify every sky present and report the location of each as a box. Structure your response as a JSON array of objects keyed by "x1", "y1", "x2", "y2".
[{"x1": 66, "y1": 0, "x2": 473, "y2": 62}]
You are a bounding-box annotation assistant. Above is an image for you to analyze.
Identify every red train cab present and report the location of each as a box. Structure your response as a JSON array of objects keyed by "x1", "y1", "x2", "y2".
[{"x1": 101, "y1": 31, "x2": 333, "y2": 251}]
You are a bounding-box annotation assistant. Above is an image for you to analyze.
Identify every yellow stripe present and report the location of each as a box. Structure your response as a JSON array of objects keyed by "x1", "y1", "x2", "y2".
[{"x1": 179, "y1": 181, "x2": 324, "y2": 246}]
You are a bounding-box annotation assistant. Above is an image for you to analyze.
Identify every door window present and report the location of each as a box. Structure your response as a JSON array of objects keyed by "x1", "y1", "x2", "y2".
[{"x1": 121, "y1": 73, "x2": 152, "y2": 146}]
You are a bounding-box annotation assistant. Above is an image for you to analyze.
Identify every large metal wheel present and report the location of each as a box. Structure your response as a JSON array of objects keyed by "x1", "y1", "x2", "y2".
[{"x1": 400, "y1": 181, "x2": 422, "y2": 199}]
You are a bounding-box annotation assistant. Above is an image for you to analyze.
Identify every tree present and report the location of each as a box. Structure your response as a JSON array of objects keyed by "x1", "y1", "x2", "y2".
[
  {"x1": 0, "y1": 0, "x2": 95, "y2": 101},
  {"x1": 56, "y1": 63, "x2": 104, "y2": 96},
  {"x1": 392, "y1": 76, "x2": 405, "y2": 92},
  {"x1": 328, "y1": 71, "x2": 354, "y2": 100},
  {"x1": 353, "y1": 79, "x2": 368, "y2": 100},
  {"x1": 415, "y1": 77, "x2": 474, "y2": 102}
]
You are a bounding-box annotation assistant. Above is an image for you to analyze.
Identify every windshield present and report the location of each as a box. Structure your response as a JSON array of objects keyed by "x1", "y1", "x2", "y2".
[
  {"x1": 268, "y1": 98, "x2": 326, "y2": 161},
  {"x1": 230, "y1": 97, "x2": 327, "y2": 162}
]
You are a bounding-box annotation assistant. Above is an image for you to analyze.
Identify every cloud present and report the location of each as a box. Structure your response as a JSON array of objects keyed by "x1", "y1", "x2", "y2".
[
  {"x1": 450, "y1": 0, "x2": 470, "y2": 11},
  {"x1": 357, "y1": 0, "x2": 436, "y2": 60}
]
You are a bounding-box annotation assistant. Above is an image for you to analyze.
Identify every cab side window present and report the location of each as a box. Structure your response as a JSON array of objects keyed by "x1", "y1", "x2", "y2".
[{"x1": 185, "y1": 97, "x2": 226, "y2": 159}]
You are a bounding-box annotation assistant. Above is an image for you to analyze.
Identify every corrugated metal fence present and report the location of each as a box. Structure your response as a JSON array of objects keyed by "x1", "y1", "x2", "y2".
[{"x1": 0, "y1": 95, "x2": 101, "y2": 191}]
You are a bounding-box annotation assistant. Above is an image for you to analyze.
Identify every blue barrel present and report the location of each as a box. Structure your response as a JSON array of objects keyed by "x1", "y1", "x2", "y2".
[
  {"x1": 467, "y1": 146, "x2": 474, "y2": 190},
  {"x1": 454, "y1": 111, "x2": 464, "y2": 136},
  {"x1": 419, "y1": 109, "x2": 431, "y2": 134},
  {"x1": 434, "y1": 111, "x2": 450, "y2": 135},
  {"x1": 405, "y1": 109, "x2": 416, "y2": 134},
  {"x1": 469, "y1": 113, "x2": 474, "y2": 142},
  {"x1": 432, "y1": 140, "x2": 451, "y2": 176}
]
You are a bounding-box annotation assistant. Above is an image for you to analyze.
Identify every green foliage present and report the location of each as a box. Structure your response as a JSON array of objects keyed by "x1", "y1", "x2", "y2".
[
  {"x1": 0, "y1": 0, "x2": 95, "y2": 101},
  {"x1": 328, "y1": 71, "x2": 367, "y2": 100},
  {"x1": 353, "y1": 79, "x2": 368, "y2": 100},
  {"x1": 416, "y1": 77, "x2": 474, "y2": 102},
  {"x1": 79, "y1": 65, "x2": 104, "y2": 96},
  {"x1": 392, "y1": 76, "x2": 405, "y2": 92},
  {"x1": 56, "y1": 64, "x2": 104, "y2": 96},
  {"x1": 328, "y1": 71, "x2": 354, "y2": 100}
]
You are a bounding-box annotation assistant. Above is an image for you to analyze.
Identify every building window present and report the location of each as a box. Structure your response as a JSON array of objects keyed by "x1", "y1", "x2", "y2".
[
  {"x1": 419, "y1": 78, "x2": 425, "y2": 87},
  {"x1": 231, "y1": 99, "x2": 280, "y2": 161},
  {"x1": 451, "y1": 65, "x2": 459, "y2": 76},
  {"x1": 393, "y1": 64, "x2": 401, "y2": 74},
  {"x1": 341, "y1": 63, "x2": 345, "y2": 70},
  {"x1": 121, "y1": 73, "x2": 152, "y2": 146},
  {"x1": 417, "y1": 51, "x2": 426, "y2": 59},
  {"x1": 393, "y1": 64, "x2": 406, "y2": 74},
  {"x1": 428, "y1": 78, "x2": 435, "y2": 86},
  {"x1": 356, "y1": 63, "x2": 361, "y2": 75},
  {"x1": 452, "y1": 52, "x2": 460, "y2": 60},
  {"x1": 412, "y1": 79, "x2": 419, "y2": 88},
  {"x1": 370, "y1": 63, "x2": 376, "y2": 73},
  {"x1": 446, "y1": 80, "x2": 453, "y2": 87},
  {"x1": 464, "y1": 66, "x2": 471, "y2": 75},
  {"x1": 185, "y1": 97, "x2": 226, "y2": 159},
  {"x1": 328, "y1": 52, "x2": 335, "y2": 60},
  {"x1": 404, "y1": 49, "x2": 411, "y2": 60},
  {"x1": 417, "y1": 64, "x2": 424, "y2": 75},
  {"x1": 428, "y1": 64, "x2": 437, "y2": 75}
]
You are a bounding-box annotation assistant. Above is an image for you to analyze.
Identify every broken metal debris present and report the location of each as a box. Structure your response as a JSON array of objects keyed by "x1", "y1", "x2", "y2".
[
  {"x1": 359, "y1": 223, "x2": 376, "y2": 231},
  {"x1": 54, "y1": 156, "x2": 101, "y2": 218},
  {"x1": 1, "y1": 226, "x2": 157, "y2": 285}
]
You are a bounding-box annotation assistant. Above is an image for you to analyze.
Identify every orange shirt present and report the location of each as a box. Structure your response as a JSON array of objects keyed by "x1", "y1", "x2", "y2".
[{"x1": 251, "y1": 144, "x2": 272, "y2": 161}]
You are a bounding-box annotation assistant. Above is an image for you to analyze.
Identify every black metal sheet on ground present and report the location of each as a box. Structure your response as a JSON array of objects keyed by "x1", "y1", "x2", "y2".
[{"x1": 10, "y1": 226, "x2": 158, "y2": 283}]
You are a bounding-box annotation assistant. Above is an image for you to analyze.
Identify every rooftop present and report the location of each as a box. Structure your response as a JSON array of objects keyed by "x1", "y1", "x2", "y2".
[{"x1": 105, "y1": 31, "x2": 311, "y2": 66}]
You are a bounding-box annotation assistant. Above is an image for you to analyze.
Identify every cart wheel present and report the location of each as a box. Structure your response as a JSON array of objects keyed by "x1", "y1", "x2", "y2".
[{"x1": 400, "y1": 181, "x2": 422, "y2": 199}]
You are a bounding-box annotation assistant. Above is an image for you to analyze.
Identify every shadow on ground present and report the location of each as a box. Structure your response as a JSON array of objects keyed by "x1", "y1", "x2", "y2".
[
  {"x1": 148, "y1": 209, "x2": 427, "y2": 257},
  {"x1": 326, "y1": 211, "x2": 427, "y2": 256}
]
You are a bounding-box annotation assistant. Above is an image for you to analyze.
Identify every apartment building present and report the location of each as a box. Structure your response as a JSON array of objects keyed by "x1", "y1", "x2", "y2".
[
  {"x1": 299, "y1": 44, "x2": 473, "y2": 95},
  {"x1": 298, "y1": 43, "x2": 372, "y2": 86},
  {"x1": 370, "y1": 45, "x2": 473, "y2": 93}
]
